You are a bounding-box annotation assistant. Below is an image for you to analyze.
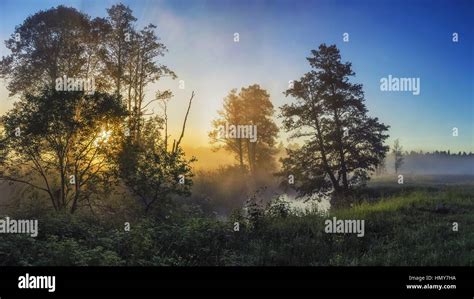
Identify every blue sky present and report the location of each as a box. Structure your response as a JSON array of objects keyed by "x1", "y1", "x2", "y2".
[{"x1": 0, "y1": 0, "x2": 473, "y2": 151}]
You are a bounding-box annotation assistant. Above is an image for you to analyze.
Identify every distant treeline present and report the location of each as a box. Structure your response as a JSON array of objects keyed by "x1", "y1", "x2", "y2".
[{"x1": 381, "y1": 151, "x2": 474, "y2": 175}]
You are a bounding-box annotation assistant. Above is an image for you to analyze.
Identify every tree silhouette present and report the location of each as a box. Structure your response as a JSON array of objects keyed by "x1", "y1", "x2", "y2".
[
  {"x1": 0, "y1": 4, "x2": 176, "y2": 144},
  {"x1": 0, "y1": 89, "x2": 126, "y2": 213},
  {"x1": 0, "y1": 4, "x2": 192, "y2": 215},
  {"x1": 209, "y1": 89, "x2": 246, "y2": 171},
  {"x1": 209, "y1": 84, "x2": 279, "y2": 175},
  {"x1": 104, "y1": 4, "x2": 176, "y2": 143},
  {"x1": 280, "y1": 44, "x2": 389, "y2": 207},
  {"x1": 117, "y1": 116, "x2": 195, "y2": 214},
  {"x1": 0, "y1": 6, "x2": 110, "y2": 95}
]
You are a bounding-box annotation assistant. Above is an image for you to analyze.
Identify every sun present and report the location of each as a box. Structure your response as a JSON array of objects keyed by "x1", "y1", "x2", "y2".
[{"x1": 94, "y1": 129, "x2": 112, "y2": 146}]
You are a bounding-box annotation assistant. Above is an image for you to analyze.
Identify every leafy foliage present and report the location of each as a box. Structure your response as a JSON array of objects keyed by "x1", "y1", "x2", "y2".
[
  {"x1": 280, "y1": 44, "x2": 390, "y2": 207},
  {"x1": 118, "y1": 117, "x2": 195, "y2": 214},
  {"x1": 0, "y1": 89, "x2": 127, "y2": 213},
  {"x1": 1, "y1": 188, "x2": 472, "y2": 266},
  {"x1": 209, "y1": 85, "x2": 279, "y2": 174}
]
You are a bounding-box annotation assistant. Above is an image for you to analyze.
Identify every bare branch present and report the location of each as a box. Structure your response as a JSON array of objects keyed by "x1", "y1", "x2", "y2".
[{"x1": 173, "y1": 91, "x2": 194, "y2": 153}]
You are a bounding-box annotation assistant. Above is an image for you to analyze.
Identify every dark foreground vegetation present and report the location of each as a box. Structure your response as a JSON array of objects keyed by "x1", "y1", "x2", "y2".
[{"x1": 1, "y1": 184, "x2": 472, "y2": 266}]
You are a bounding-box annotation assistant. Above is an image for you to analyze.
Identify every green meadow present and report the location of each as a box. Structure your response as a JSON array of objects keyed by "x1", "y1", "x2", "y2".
[{"x1": 1, "y1": 176, "x2": 472, "y2": 266}]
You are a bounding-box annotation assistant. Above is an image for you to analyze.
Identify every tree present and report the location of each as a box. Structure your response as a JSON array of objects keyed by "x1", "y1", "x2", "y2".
[
  {"x1": 117, "y1": 93, "x2": 196, "y2": 214},
  {"x1": 0, "y1": 4, "x2": 176, "y2": 143},
  {"x1": 0, "y1": 89, "x2": 127, "y2": 213},
  {"x1": 103, "y1": 4, "x2": 176, "y2": 143},
  {"x1": 392, "y1": 138, "x2": 404, "y2": 174},
  {"x1": 240, "y1": 85, "x2": 279, "y2": 174},
  {"x1": 375, "y1": 157, "x2": 386, "y2": 176},
  {"x1": 209, "y1": 89, "x2": 246, "y2": 170},
  {"x1": 103, "y1": 4, "x2": 137, "y2": 95},
  {"x1": 0, "y1": 4, "x2": 183, "y2": 215},
  {"x1": 0, "y1": 6, "x2": 109, "y2": 95},
  {"x1": 279, "y1": 44, "x2": 389, "y2": 207},
  {"x1": 209, "y1": 85, "x2": 279, "y2": 174}
]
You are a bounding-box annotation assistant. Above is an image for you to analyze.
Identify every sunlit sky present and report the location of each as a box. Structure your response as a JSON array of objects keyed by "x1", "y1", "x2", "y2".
[{"x1": 0, "y1": 0, "x2": 473, "y2": 153}]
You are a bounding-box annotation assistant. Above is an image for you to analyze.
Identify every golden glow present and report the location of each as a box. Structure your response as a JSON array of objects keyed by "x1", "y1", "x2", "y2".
[{"x1": 94, "y1": 129, "x2": 112, "y2": 146}]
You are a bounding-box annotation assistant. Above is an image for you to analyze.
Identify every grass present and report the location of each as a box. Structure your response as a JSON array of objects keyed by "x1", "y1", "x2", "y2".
[
  {"x1": 1, "y1": 186, "x2": 473, "y2": 266},
  {"x1": 284, "y1": 187, "x2": 474, "y2": 266}
]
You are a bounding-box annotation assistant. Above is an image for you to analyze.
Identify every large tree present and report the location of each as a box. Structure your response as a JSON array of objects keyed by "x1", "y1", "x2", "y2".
[
  {"x1": 209, "y1": 89, "x2": 246, "y2": 170},
  {"x1": 0, "y1": 89, "x2": 127, "y2": 213},
  {"x1": 280, "y1": 44, "x2": 389, "y2": 207},
  {"x1": 103, "y1": 4, "x2": 176, "y2": 143},
  {"x1": 209, "y1": 84, "x2": 279, "y2": 174},
  {"x1": 0, "y1": 5, "x2": 110, "y2": 95},
  {"x1": 0, "y1": 4, "x2": 176, "y2": 143},
  {"x1": 0, "y1": 4, "x2": 190, "y2": 215}
]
